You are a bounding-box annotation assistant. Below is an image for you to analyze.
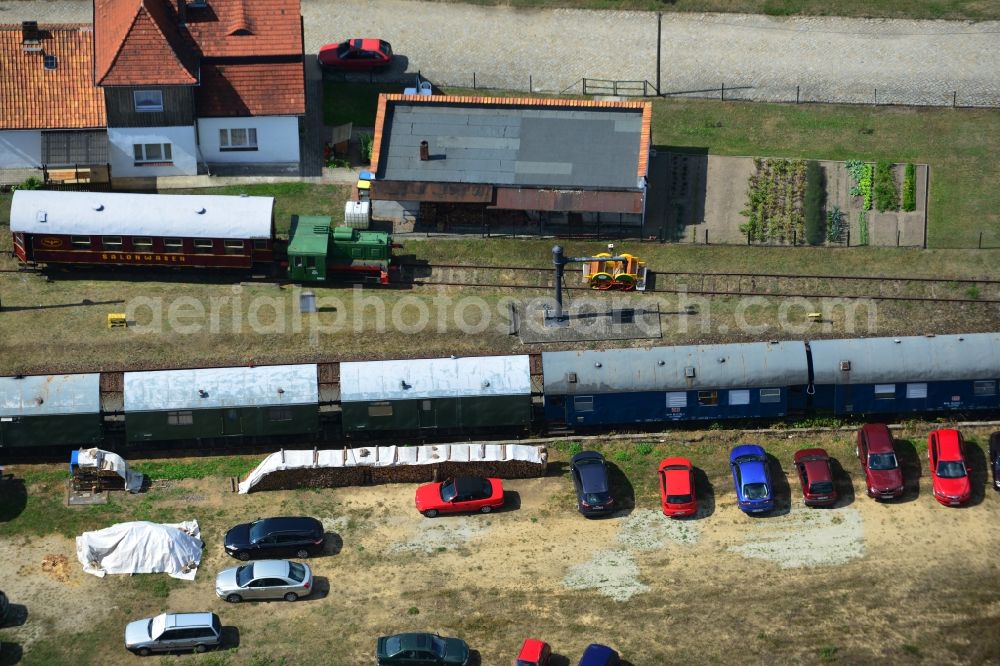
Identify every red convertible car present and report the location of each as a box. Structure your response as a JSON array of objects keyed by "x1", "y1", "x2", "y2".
[
  {"x1": 415, "y1": 476, "x2": 504, "y2": 517},
  {"x1": 657, "y1": 457, "x2": 697, "y2": 517},
  {"x1": 318, "y1": 39, "x2": 393, "y2": 71},
  {"x1": 929, "y1": 429, "x2": 971, "y2": 506}
]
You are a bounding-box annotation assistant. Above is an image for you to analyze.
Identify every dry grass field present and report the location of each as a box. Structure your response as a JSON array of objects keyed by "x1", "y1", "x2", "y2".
[{"x1": 1, "y1": 424, "x2": 999, "y2": 665}]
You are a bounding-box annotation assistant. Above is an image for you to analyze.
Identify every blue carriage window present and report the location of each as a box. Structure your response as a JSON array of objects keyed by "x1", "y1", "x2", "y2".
[
  {"x1": 974, "y1": 380, "x2": 996, "y2": 396},
  {"x1": 905, "y1": 383, "x2": 927, "y2": 399},
  {"x1": 573, "y1": 396, "x2": 594, "y2": 413},
  {"x1": 874, "y1": 384, "x2": 896, "y2": 400},
  {"x1": 666, "y1": 392, "x2": 687, "y2": 407},
  {"x1": 759, "y1": 388, "x2": 781, "y2": 403},
  {"x1": 729, "y1": 389, "x2": 750, "y2": 405},
  {"x1": 697, "y1": 390, "x2": 718, "y2": 406}
]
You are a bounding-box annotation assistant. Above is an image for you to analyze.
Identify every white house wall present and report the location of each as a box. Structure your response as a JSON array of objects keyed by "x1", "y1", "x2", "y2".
[
  {"x1": 0, "y1": 131, "x2": 42, "y2": 168},
  {"x1": 196, "y1": 116, "x2": 300, "y2": 164},
  {"x1": 107, "y1": 126, "x2": 198, "y2": 177}
]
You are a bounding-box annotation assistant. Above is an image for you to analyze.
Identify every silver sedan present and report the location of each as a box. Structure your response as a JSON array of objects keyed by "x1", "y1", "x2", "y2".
[{"x1": 215, "y1": 559, "x2": 313, "y2": 603}]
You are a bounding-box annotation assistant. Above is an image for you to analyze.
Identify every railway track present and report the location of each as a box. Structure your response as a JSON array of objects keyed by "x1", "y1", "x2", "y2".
[{"x1": 404, "y1": 262, "x2": 1000, "y2": 305}]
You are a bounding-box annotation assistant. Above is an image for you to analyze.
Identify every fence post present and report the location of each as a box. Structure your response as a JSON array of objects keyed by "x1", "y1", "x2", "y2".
[
  {"x1": 846, "y1": 228, "x2": 850, "y2": 246},
  {"x1": 793, "y1": 229, "x2": 796, "y2": 245},
  {"x1": 897, "y1": 230, "x2": 900, "y2": 247},
  {"x1": 796, "y1": 85, "x2": 800, "y2": 104},
  {"x1": 529, "y1": 75, "x2": 533, "y2": 93},
  {"x1": 953, "y1": 91, "x2": 957, "y2": 108},
  {"x1": 582, "y1": 78, "x2": 587, "y2": 95},
  {"x1": 656, "y1": 12, "x2": 662, "y2": 96},
  {"x1": 873, "y1": 88, "x2": 877, "y2": 105},
  {"x1": 979, "y1": 231, "x2": 983, "y2": 249},
  {"x1": 721, "y1": 82, "x2": 725, "y2": 101},
  {"x1": 473, "y1": 72, "x2": 476, "y2": 89},
  {"x1": 704, "y1": 229, "x2": 708, "y2": 244},
  {"x1": 747, "y1": 229, "x2": 751, "y2": 246}
]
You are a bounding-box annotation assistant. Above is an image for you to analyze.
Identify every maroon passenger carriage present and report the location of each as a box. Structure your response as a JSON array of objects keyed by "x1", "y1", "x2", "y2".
[{"x1": 10, "y1": 190, "x2": 275, "y2": 271}]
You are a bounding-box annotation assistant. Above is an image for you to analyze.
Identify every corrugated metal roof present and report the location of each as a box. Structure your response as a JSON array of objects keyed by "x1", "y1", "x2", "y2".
[
  {"x1": 10, "y1": 190, "x2": 274, "y2": 239},
  {"x1": 542, "y1": 342, "x2": 809, "y2": 394},
  {"x1": 124, "y1": 365, "x2": 318, "y2": 412},
  {"x1": 0, "y1": 374, "x2": 100, "y2": 417},
  {"x1": 340, "y1": 355, "x2": 532, "y2": 401},
  {"x1": 809, "y1": 333, "x2": 1000, "y2": 385}
]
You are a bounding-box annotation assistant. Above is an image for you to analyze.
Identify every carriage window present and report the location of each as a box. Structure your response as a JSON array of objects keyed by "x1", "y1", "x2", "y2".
[
  {"x1": 368, "y1": 403, "x2": 393, "y2": 417},
  {"x1": 874, "y1": 384, "x2": 896, "y2": 400},
  {"x1": 224, "y1": 240, "x2": 245, "y2": 255},
  {"x1": 167, "y1": 410, "x2": 193, "y2": 426},
  {"x1": 573, "y1": 396, "x2": 594, "y2": 413},
  {"x1": 665, "y1": 391, "x2": 687, "y2": 407},
  {"x1": 729, "y1": 389, "x2": 750, "y2": 405},
  {"x1": 305, "y1": 256, "x2": 316, "y2": 268},
  {"x1": 102, "y1": 236, "x2": 122, "y2": 249},
  {"x1": 269, "y1": 407, "x2": 292, "y2": 422},
  {"x1": 163, "y1": 238, "x2": 183, "y2": 252},
  {"x1": 974, "y1": 380, "x2": 997, "y2": 396},
  {"x1": 71, "y1": 235, "x2": 91, "y2": 248},
  {"x1": 906, "y1": 383, "x2": 928, "y2": 399},
  {"x1": 253, "y1": 239, "x2": 269, "y2": 250},
  {"x1": 133, "y1": 237, "x2": 153, "y2": 250},
  {"x1": 697, "y1": 390, "x2": 718, "y2": 406},
  {"x1": 759, "y1": 388, "x2": 781, "y2": 403},
  {"x1": 193, "y1": 239, "x2": 214, "y2": 254}
]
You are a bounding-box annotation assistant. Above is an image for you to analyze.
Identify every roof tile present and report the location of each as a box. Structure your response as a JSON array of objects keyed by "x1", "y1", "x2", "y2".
[{"x1": 196, "y1": 61, "x2": 305, "y2": 116}]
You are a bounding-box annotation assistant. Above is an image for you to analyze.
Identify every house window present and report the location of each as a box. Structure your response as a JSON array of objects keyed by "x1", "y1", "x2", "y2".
[
  {"x1": 71, "y1": 235, "x2": 91, "y2": 248},
  {"x1": 974, "y1": 380, "x2": 997, "y2": 396},
  {"x1": 874, "y1": 384, "x2": 896, "y2": 400},
  {"x1": 269, "y1": 407, "x2": 292, "y2": 422},
  {"x1": 219, "y1": 128, "x2": 258, "y2": 151},
  {"x1": 102, "y1": 236, "x2": 122, "y2": 249},
  {"x1": 133, "y1": 237, "x2": 153, "y2": 250},
  {"x1": 163, "y1": 238, "x2": 183, "y2": 253},
  {"x1": 368, "y1": 403, "x2": 393, "y2": 417},
  {"x1": 573, "y1": 396, "x2": 594, "y2": 413},
  {"x1": 697, "y1": 390, "x2": 718, "y2": 406},
  {"x1": 759, "y1": 388, "x2": 781, "y2": 403},
  {"x1": 224, "y1": 240, "x2": 245, "y2": 255},
  {"x1": 133, "y1": 90, "x2": 163, "y2": 112},
  {"x1": 906, "y1": 383, "x2": 928, "y2": 399},
  {"x1": 665, "y1": 391, "x2": 687, "y2": 408},
  {"x1": 193, "y1": 239, "x2": 214, "y2": 254},
  {"x1": 167, "y1": 410, "x2": 193, "y2": 426},
  {"x1": 729, "y1": 389, "x2": 750, "y2": 406},
  {"x1": 133, "y1": 142, "x2": 172, "y2": 164}
]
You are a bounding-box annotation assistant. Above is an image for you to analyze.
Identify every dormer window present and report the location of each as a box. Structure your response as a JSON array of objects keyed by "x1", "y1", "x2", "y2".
[
  {"x1": 133, "y1": 90, "x2": 163, "y2": 113},
  {"x1": 43, "y1": 54, "x2": 58, "y2": 70}
]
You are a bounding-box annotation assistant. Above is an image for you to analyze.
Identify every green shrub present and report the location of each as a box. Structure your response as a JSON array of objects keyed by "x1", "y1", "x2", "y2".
[
  {"x1": 874, "y1": 160, "x2": 899, "y2": 212},
  {"x1": 636, "y1": 443, "x2": 654, "y2": 456},
  {"x1": 858, "y1": 211, "x2": 869, "y2": 246},
  {"x1": 359, "y1": 133, "x2": 374, "y2": 163},
  {"x1": 845, "y1": 160, "x2": 873, "y2": 210},
  {"x1": 826, "y1": 206, "x2": 844, "y2": 242},
  {"x1": 902, "y1": 163, "x2": 916, "y2": 211},
  {"x1": 803, "y1": 161, "x2": 825, "y2": 245},
  {"x1": 11, "y1": 176, "x2": 42, "y2": 191}
]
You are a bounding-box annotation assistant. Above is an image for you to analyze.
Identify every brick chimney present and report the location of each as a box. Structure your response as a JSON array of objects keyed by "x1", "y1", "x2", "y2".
[
  {"x1": 21, "y1": 21, "x2": 42, "y2": 52},
  {"x1": 419, "y1": 141, "x2": 429, "y2": 161}
]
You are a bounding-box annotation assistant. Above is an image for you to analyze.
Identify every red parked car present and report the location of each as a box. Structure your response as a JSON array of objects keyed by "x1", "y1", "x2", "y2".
[
  {"x1": 415, "y1": 476, "x2": 504, "y2": 517},
  {"x1": 793, "y1": 448, "x2": 838, "y2": 507},
  {"x1": 658, "y1": 457, "x2": 697, "y2": 517},
  {"x1": 515, "y1": 638, "x2": 551, "y2": 666},
  {"x1": 928, "y1": 429, "x2": 971, "y2": 506},
  {"x1": 856, "y1": 424, "x2": 905, "y2": 500},
  {"x1": 318, "y1": 39, "x2": 393, "y2": 71}
]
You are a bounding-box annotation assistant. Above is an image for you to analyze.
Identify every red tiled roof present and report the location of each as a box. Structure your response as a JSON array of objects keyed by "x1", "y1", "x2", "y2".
[
  {"x1": 0, "y1": 24, "x2": 106, "y2": 130},
  {"x1": 184, "y1": 0, "x2": 303, "y2": 58},
  {"x1": 94, "y1": 0, "x2": 198, "y2": 85},
  {"x1": 196, "y1": 61, "x2": 304, "y2": 117}
]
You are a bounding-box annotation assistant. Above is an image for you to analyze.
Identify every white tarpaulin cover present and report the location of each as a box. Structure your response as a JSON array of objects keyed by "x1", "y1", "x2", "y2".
[
  {"x1": 75, "y1": 521, "x2": 204, "y2": 580},
  {"x1": 76, "y1": 448, "x2": 144, "y2": 492},
  {"x1": 238, "y1": 444, "x2": 547, "y2": 494}
]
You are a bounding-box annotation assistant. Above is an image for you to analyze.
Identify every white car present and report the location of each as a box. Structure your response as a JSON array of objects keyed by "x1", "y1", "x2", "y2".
[
  {"x1": 124, "y1": 612, "x2": 221, "y2": 656},
  {"x1": 215, "y1": 559, "x2": 313, "y2": 602}
]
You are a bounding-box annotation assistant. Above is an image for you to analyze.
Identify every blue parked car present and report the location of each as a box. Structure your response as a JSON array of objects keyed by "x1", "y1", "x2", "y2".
[
  {"x1": 570, "y1": 451, "x2": 615, "y2": 516},
  {"x1": 578, "y1": 643, "x2": 620, "y2": 666},
  {"x1": 730, "y1": 444, "x2": 774, "y2": 514}
]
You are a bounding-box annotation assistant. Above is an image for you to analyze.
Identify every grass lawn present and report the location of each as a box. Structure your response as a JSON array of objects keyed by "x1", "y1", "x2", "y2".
[
  {"x1": 442, "y1": 0, "x2": 999, "y2": 19},
  {"x1": 322, "y1": 82, "x2": 403, "y2": 128}
]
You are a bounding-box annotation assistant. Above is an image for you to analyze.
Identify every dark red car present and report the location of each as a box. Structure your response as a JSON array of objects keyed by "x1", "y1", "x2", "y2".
[
  {"x1": 856, "y1": 424, "x2": 905, "y2": 500},
  {"x1": 318, "y1": 39, "x2": 393, "y2": 71},
  {"x1": 658, "y1": 457, "x2": 697, "y2": 517},
  {"x1": 415, "y1": 476, "x2": 504, "y2": 517},
  {"x1": 928, "y1": 429, "x2": 971, "y2": 506},
  {"x1": 515, "y1": 638, "x2": 551, "y2": 666},
  {"x1": 793, "y1": 448, "x2": 838, "y2": 507}
]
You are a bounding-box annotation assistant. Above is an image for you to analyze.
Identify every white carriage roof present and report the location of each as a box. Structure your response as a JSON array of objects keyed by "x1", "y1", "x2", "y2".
[
  {"x1": 0, "y1": 374, "x2": 101, "y2": 417},
  {"x1": 340, "y1": 355, "x2": 532, "y2": 402},
  {"x1": 124, "y1": 365, "x2": 318, "y2": 412},
  {"x1": 9, "y1": 190, "x2": 274, "y2": 239}
]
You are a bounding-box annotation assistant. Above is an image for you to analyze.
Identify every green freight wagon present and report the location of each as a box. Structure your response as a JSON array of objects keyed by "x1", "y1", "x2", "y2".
[
  {"x1": 287, "y1": 215, "x2": 394, "y2": 284},
  {"x1": 124, "y1": 365, "x2": 319, "y2": 443},
  {"x1": 0, "y1": 374, "x2": 103, "y2": 448},
  {"x1": 339, "y1": 355, "x2": 533, "y2": 435}
]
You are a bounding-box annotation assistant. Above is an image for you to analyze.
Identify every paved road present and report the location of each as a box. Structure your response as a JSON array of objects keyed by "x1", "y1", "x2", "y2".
[{"x1": 3, "y1": 0, "x2": 998, "y2": 105}]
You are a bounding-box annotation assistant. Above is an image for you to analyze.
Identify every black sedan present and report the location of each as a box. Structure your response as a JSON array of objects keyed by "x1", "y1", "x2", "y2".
[
  {"x1": 224, "y1": 516, "x2": 325, "y2": 561},
  {"x1": 570, "y1": 450, "x2": 615, "y2": 516},
  {"x1": 376, "y1": 632, "x2": 469, "y2": 665}
]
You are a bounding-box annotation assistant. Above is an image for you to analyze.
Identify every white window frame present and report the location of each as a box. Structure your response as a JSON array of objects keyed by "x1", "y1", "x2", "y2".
[
  {"x1": 368, "y1": 403, "x2": 393, "y2": 417},
  {"x1": 729, "y1": 389, "x2": 750, "y2": 406},
  {"x1": 223, "y1": 240, "x2": 245, "y2": 255},
  {"x1": 163, "y1": 238, "x2": 183, "y2": 252},
  {"x1": 974, "y1": 380, "x2": 996, "y2": 396},
  {"x1": 102, "y1": 236, "x2": 122, "y2": 249},
  {"x1": 167, "y1": 410, "x2": 193, "y2": 426},
  {"x1": 193, "y1": 239, "x2": 214, "y2": 254},
  {"x1": 759, "y1": 388, "x2": 782, "y2": 403},
  {"x1": 133, "y1": 236, "x2": 153, "y2": 250},
  {"x1": 133, "y1": 142, "x2": 173, "y2": 164},
  {"x1": 70, "y1": 235, "x2": 91, "y2": 248},
  {"x1": 665, "y1": 391, "x2": 687, "y2": 408},
  {"x1": 133, "y1": 90, "x2": 163, "y2": 112},
  {"x1": 219, "y1": 127, "x2": 258, "y2": 151},
  {"x1": 905, "y1": 383, "x2": 928, "y2": 399},
  {"x1": 874, "y1": 384, "x2": 896, "y2": 400},
  {"x1": 573, "y1": 396, "x2": 594, "y2": 413}
]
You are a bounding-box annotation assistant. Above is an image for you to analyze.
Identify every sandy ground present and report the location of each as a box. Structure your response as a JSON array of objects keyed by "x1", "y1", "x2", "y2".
[{"x1": 2, "y1": 441, "x2": 1000, "y2": 665}]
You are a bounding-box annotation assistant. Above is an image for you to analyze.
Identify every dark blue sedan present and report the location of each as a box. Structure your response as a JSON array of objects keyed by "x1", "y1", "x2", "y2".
[
  {"x1": 578, "y1": 643, "x2": 621, "y2": 666},
  {"x1": 570, "y1": 451, "x2": 615, "y2": 516},
  {"x1": 730, "y1": 444, "x2": 774, "y2": 514}
]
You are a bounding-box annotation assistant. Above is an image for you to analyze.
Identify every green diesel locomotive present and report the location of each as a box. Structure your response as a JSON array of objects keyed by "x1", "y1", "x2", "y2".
[{"x1": 286, "y1": 215, "x2": 394, "y2": 284}]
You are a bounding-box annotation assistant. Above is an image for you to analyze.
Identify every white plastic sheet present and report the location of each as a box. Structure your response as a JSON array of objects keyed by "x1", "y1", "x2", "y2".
[{"x1": 75, "y1": 520, "x2": 204, "y2": 580}]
